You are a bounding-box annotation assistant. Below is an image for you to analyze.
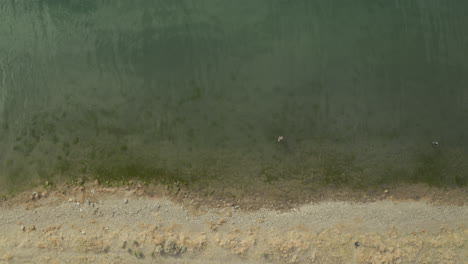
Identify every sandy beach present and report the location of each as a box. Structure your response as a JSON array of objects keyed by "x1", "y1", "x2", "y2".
[{"x1": 0, "y1": 184, "x2": 466, "y2": 264}]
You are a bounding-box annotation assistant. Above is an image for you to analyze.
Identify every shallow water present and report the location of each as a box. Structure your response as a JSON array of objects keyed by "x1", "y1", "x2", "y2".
[{"x1": 0, "y1": 1, "x2": 467, "y2": 193}]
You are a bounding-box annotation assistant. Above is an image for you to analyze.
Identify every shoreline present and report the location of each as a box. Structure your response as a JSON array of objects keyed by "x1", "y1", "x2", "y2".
[{"x1": 0, "y1": 184, "x2": 467, "y2": 264}]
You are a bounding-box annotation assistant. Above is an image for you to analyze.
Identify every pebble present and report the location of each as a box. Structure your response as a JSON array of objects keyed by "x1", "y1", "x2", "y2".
[{"x1": 124, "y1": 198, "x2": 128, "y2": 204}]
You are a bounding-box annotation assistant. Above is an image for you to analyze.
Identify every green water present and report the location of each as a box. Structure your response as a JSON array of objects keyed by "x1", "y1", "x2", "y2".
[{"x1": 0, "y1": 0, "x2": 467, "y2": 194}]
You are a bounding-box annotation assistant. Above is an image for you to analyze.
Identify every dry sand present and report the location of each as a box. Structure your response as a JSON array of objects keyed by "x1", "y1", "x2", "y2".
[{"x1": 0, "y1": 185, "x2": 466, "y2": 264}]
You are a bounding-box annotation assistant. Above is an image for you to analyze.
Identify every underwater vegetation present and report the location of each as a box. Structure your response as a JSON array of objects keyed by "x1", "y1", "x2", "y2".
[{"x1": 0, "y1": 105, "x2": 467, "y2": 198}]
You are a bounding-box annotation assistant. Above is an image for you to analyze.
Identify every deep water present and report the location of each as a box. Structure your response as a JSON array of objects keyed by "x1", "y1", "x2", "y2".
[{"x1": 0, "y1": 0, "x2": 467, "y2": 194}]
